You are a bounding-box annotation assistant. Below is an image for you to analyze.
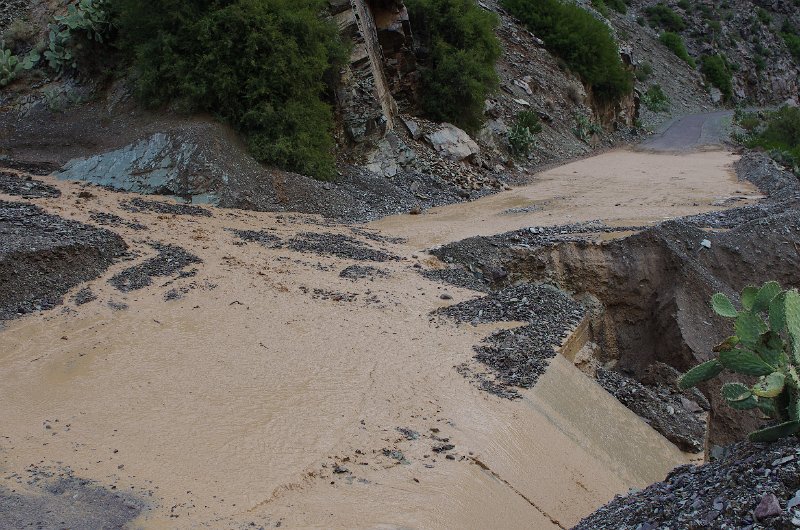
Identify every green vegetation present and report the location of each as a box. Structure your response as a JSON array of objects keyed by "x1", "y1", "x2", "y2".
[
  {"x1": 111, "y1": 0, "x2": 348, "y2": 179},
  {"x1": 0, "y1": 47, "x2": 38, "y2": 86},
  {"x1": 508, "y1": 110, "x2": 542, "y2": 157},
  {"x1": 501, "y1": 0, "x2": 633, "y2": 103},
  {"x1": 573, "y1": 112, "x2": 603, "y2": 143},
  {"x1": 635, "y1": 61, "x2": 653, "y2": 82},
  {"x1": 738, "y1": 106, "x2": 800, "y2": 174},
  {"x1": 605, "y1": 0, "x2": 628, "y2": 14},
  {"x1": 645, "y1": 3, "x2": 685, "y2": 32},
  {"x1": 46, "y1": 0, "x2": 112, "y2": 72},
  {"x1": 642, "y1": 84, "x2": 669, "y2": 112},
  {"x1": 701, "y1": 54, "x2": 733, "y2": 101},
  {"x1": 659, "y1": 32, "x2": 696, "y2": 68},
  {"x1": 678, "y1": 282, "x2": 800, "y2": 442},
  {"x1": 406, "y1": 0, "x2": 500, "y2": 133},
  {"x1": 783, "y1": 22, "x2": 800, "y2": 62},
  {"x1": 756, "y1": 7, "x2": 771, "y2": 26}
]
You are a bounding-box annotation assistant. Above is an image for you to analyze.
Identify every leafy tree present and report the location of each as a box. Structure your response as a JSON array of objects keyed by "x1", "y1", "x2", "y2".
[
  {"x1": 406, "y1": 0, "x2": 500, "y2": 132},
  {"x1": 110, "y1": 0, "x2": 347, "y2": 179},
  {"x1": 502, "y1": 0, "x2": 632, "y2": 103}
]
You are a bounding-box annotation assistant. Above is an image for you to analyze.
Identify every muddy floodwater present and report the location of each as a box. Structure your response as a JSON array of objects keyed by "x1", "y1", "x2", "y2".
[{"x1": 0, "y1": 146, "x2": 757, "y2": 528}]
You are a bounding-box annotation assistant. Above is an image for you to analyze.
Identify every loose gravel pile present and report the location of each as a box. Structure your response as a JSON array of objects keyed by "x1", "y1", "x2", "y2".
[
  {"x1": 109, "y1": 243, "x2": 201, "y2": 292},
  {"x1": 0, "y1": 172, "x2": 61, "y2": 198},
  {"x1": 287, "y1": 232, "x2": 399, "y2": 262},
  {"x1": 121, "y1": 198, "x2": 212, "y2": 217},
  {"x1": 339, "y1": 265, "x2": 388, "y2": 281},
  {"x1": 0, "y1": 201, "x2": 126, "y2": 319},
  {"x1": 576, "y1": 438, "x2": 800, "y2": 529},
  {"x1": 437, "y1": 283, "x2": 585, "y2": 393},
  {"x1": 596, "y1": 368, "x2": 706, "y2": 453},
  {"x1": 229, "y1": 229, "x2": 283, "y2": 248}
]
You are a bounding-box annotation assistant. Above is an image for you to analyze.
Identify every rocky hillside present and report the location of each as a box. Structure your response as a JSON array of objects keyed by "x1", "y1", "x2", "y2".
[
  {"x1": 623, "y1": 0, "x2": 800, "y2": 105},
  {"x1": 0, "y1": 0, "x2": 715, "y2": 213}
]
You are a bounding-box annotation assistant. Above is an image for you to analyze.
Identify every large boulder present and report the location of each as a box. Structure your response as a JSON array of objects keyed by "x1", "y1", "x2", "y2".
[{"x1": 424, "y1": 124, "x2": 480, "y2": 162}]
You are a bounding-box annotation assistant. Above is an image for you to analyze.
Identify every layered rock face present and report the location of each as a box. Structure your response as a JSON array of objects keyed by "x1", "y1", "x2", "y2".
[{"x1": 330, "y1": 0, "x2": 415, "y2": 146}]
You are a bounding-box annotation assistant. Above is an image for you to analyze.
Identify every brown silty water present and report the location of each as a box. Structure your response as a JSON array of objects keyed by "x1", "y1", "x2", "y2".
[{"x1": 0, "y1": 147, "x2": 756, "y2": 528}]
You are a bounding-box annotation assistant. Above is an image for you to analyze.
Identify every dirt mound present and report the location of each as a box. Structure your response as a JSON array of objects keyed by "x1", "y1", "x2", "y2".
[
  {"x1": 0, "y1": 200, "x2": 126, "y2": 320},
  {"x1": 576, "y1": 437, "x2": 800, "y2": 529}
]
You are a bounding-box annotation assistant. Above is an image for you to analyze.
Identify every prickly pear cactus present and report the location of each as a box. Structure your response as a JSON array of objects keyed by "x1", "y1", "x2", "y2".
[{"x1": 679, "y1": 281, "x2": 800, "y2": 442}]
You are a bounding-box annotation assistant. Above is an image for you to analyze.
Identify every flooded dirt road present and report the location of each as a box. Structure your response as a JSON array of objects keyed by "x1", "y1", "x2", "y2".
[
  {"x1": 369, "y1": 149, "x2": 759, "y2": 249},
  {"x1": 0, "y1": 139, "x2": 754, "y2": 528}
]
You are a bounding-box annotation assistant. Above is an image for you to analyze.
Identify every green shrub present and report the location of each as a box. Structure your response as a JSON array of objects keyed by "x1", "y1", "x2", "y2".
[
  {"x1": 592, "y1": 0, "x2": 609, "y2": 17},
  {"x1": 405, "y1": 0, "x2": 500, "y2": 133},
  {"x1": 635, "y1": 61, "x2": 653, "y2": 82},
  {"x1": 508, "y1": 112, "x2": 542, "y2": 157},
  {"x1": 45, "y1": 0, "x2": 113, "y2": 72},
  {"x1": 502, "y1": 0, "x2": 633, "y2": 103},
  {"x1": 783, "y1": 25, "x2": 800, "y2": 61},
  {"x1": 678, "y1": 282, "x2": 800, "y2": 442},
  {"x1": 701, "y1": 54, "x2": 733, "y2": 101},
  {"x1": 756, "y1": 7, "x2": 771, "y2": 26},
  {"x1": 746, "y1": 106, "x2": 800, "y2": 172},
  {"x1": 0, "y1": 47, "x2": 39, "y2": 86},
  {"x1": 573, "y1": 112, "x2": 603, "y2": 143},
  {"x1": 677, "y1": 0, "x2": 690, "y2": 10},
  {"x1": 606, "y1": 0, "x2": 627, "y2": 14},
  {"x1": 111, "y1": 0, "x2": 347, "y2": 180},
  {"x1": 642, "y1": 84, "x2": 669, "y2": 112},
  {"x1": 645, "y1": 4, "x2": 685, "y2": 32},
  {"x1": 659, "y1": 32, "x2": 696, "y2": 68}
]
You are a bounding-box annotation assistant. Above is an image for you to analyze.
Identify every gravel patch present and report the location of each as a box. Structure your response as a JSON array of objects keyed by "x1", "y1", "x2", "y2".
[
  {"x1": 339, "y1": 265, "x2": 389, "y2": 281},
  {"x1": 228, "y1": 228, "x2": 282, "y2": 248},
  {"x1": 437, "y1": 283, "x2": 585, "y2": 394},
  {"x1": 596, "y1": 368, "x2": 706, "y2": 453},
  {"x1": 90, "y1": 211, "x2": 147, "y2": 231},
  {"x1": 121, "y1": 198, "x2": 212, "y2": 217},
  {"x1": 0, "y1": 172, "x2": 61, "y2": 198},
  {"x1": 109, "y1": 243, "x2": 202, "y2": 292},
  {"x1": 287, "y1": 232, "x2": 400, "y2": 262},
  {"x1": 576, "y1": 438, "x2": 800, "y2": 529},
  {"x1": 71, "y1": 287, "x2": 97, "y2": 306},
  {"x1": 0, "y1": 200, "x2": 126, "y2": 320}
]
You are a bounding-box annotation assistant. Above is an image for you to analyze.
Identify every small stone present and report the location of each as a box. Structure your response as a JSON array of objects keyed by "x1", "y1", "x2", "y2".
[
  {"x1": 440, "y1": 293, "x2": 453, "y2": 300},
  {"x1": 701, "y1": 239, "x2": 712, "y2": 249},
  {"x1": 754, "y1": 493, "x2": 781, "y2": 520}
]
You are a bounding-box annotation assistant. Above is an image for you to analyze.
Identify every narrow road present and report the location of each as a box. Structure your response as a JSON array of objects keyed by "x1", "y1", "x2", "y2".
[
  {"x1": 637, "y1": 110, "x2": 734, "y2": 152},
  {"x1": 370, "y1": 114, "x2": 758, "y2": 248}
]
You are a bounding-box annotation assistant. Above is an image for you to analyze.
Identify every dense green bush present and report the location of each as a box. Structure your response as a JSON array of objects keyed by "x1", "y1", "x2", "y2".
[
  {"x1": 701, "y1": 54, "x2": 733, "y2": 101},
  {"x1": 111, "y1": 0, "x2": 347, "y2": 179},
  {"x1": 784, "y1": 22, "x2": 800, "y2": 62},
  {"x1": 405, "y1": 0, "x2": 500, "y2": 132},
  {"x1": 502, "y1": 0, "x2": 633, "y2": 103},
  {"x1": 659, "y1": 32, "x2": 696, "y2": 68},
  {"x1": 635, "y1": 61, "x2": 653, "y2": 81},
  {"x1": 746, "y1": 106, "x2": 800, "y2": 172},
  {"x1": 645, "y1": 4, "x2": 685, "y2": 32},
  {"x1": 642, "y1": 84, "x2": 669, "y2": 112},
  {"x1": 605, "y1": 0, "x2": 628, "y2": 14},
  {"x1": 508, "y1": 111, "x2": 541, "y2": 157}
]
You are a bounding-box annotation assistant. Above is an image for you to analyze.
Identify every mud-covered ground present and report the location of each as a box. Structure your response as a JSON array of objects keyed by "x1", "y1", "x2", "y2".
[{"x1": 424, "y1": 150, "x2": 800, "y2": 450}]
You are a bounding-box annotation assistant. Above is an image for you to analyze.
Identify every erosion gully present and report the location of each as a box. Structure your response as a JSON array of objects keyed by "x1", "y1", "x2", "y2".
[{"x1": 0, "y1": 142, "x2": 758, "y2": 528}]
